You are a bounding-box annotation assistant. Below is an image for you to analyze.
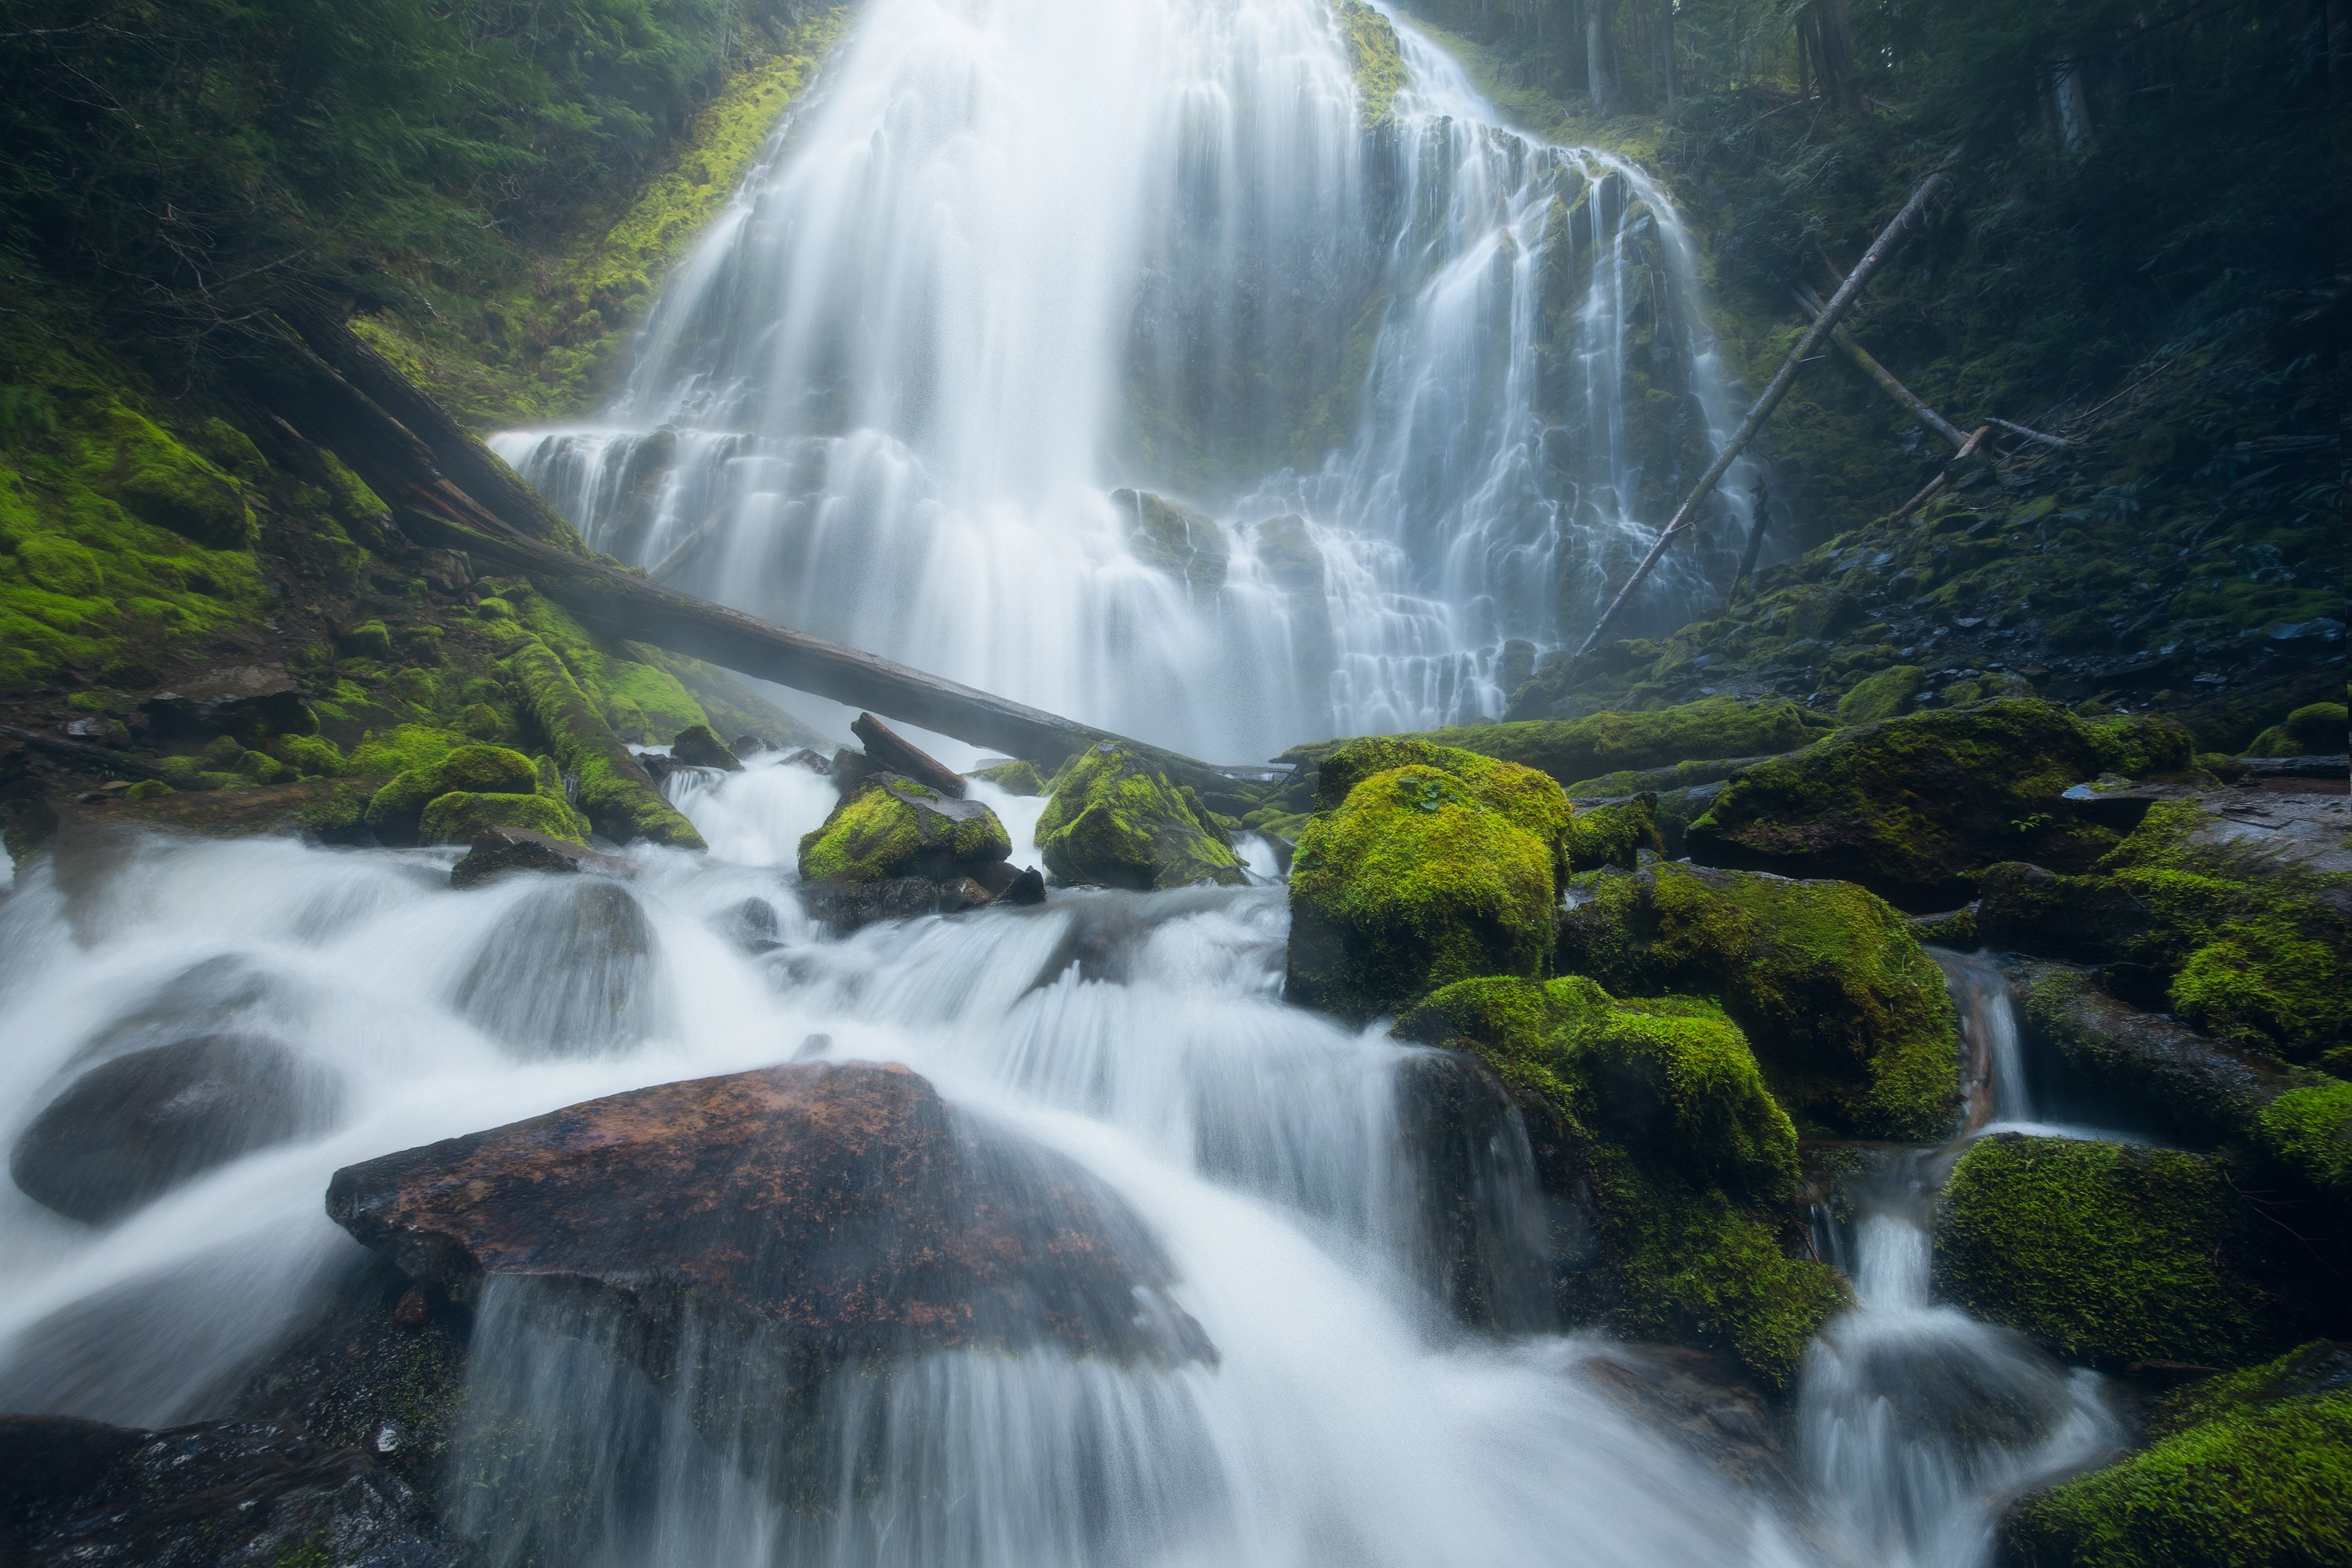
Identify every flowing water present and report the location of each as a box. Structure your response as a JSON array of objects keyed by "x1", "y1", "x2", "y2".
[{"x1": 492, "y1": 0, "x2": 1754, "y2": 755}]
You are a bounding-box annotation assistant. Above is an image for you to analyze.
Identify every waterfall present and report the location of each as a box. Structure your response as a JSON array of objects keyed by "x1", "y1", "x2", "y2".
[{"x1": 492, "y1": 0, "x2": 1751, "y2": 758}]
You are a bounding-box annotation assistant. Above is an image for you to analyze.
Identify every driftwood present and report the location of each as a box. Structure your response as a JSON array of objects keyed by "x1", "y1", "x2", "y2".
[
  {"x1": 1793, "y1": 285, "x2": 1969, "y2": 449},
  {"x1": 229, "y1": 314, "x2": 1239, "y2": 790},
  {"x1": 1571, "y1": 170, "x2": 1950, "y2": 660},
  {"x1": 1985, "y1": 416, "x2": 2070, "y2": 448},
  {"x1": 851, "y1": 713, "x2": 967, "y2": 798}
]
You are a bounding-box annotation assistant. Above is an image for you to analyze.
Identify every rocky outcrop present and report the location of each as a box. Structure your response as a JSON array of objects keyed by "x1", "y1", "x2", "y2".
[
  {"x1": 11, "y1": 1034, "x2": 341, "y2": 1222},
  {"x1": 797, "y1": 773, "x2": 1010, "y2": 884},
  {"x1": 325, "y1": 1062, "x2": 1210, "y2": 1396},
  {"x1": 451, "y1": 878, "x2": 655, "y2": 1056},
  {"x1": 0, "y1": 1414, "x2": 466, "y2": 1567},
  {"x1": 1683, "y1": 699, "x2": 2193, "y2": 907},
  {"x1": 669, "y1": 721, "x2": 742, "y2": 771},
  {"x1": 449, "y1": 824, "x2": 627, "y2": 888},
  {"x1": 1110, "y1": 488, "x2": 1228, "y2": 593},
  {"x1": 1557, "y1": 862, "x2": 1962, "y2": 1141},
  {"x1": 1035, "y1": 743, "x2": 1243, "y2": 891}
]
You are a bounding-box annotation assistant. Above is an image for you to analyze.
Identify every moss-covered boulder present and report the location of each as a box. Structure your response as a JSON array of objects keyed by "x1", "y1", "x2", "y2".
[
  {"x1": 970, "y1": 759, "x2": 1047, "y2": 796},
  {"x1": 2002, "y1": 1340, "x2": 2352, "y2": 1567},
  {"x1": 1397, "y1": 975, "x2": 1843, "y2": 1385},
  {"x1": 418, "y1": 790, "x2": 591, "y2": 848},
  {"x1": 507, "y1": 639, "x2": 705, "y2": 850},
  {"x1": 1834, "y1": 663, "x2": 1925, "y2": 724},
  {"x1": 1933, "y1": 1134, "x2": 2298, "y2": 1368},
  {"x1": 2245, "y1": 701, "x2": 2347, "y2": 758},
  {"x1": 1557, "y1": 862, "x2": 1960, "y2": 1140},
  {"x1": 1563, "y1": 793, "x2": 1662, "y2": 871},
  {"x1": 2253, "y1": 1083, "x2": 2352, "y2": 1203},
  {"x1": 1034, "y1": 744, "x2": 1243, "y2": 891},
  {"x1": 1684, "y1": 699, "x2": 2194, "y2": 906},
  {"x1": 797, "y1": 775, "x2": 1011, "y2": 885},
  {"x1": 78, "y1": 401, "x2": 253, "y2": 550},
  {"x1": 1287, "y1": 744, "x2": 1570, "y2": 1020},
  {"x1": 363, "y1": 744, "x2": 541, "y2": 845}
]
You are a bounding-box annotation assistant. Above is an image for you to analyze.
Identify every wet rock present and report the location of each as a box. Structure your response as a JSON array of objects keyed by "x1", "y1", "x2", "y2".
[
  {"x1": 670, "y1": 722, "x2": 742, "y2": 771},
  {"x1": 452, "y1": 879, "x2": 655, "y2": 1056},
  {"x1": 1574, "y1": 1343, "x2": 1796, "y2": 1497},
  {"x1": 362, "y1": 743, "x2": 543, "y2": 846},
  {"x1": 140, "y1": 662, "x2": 310, "y2": 742},
  {"x1": 10, "y1": 1033, "x2": 341, "y2": 1223},
  {"x1": 720, "y1": 895, "x2": 783, "y2": 951},
  {"x1": 851, "y1": 711, "x2": 964, "y2": 797},
  {"x1": 1111, "y1": 487, "x2": 1228, "y2": 593},
  {"x1": 1250, "y1": 512, "x2": 1323, "y2": 593},
  {"x1": 417, "y1": 789, "x2": 591, "y2": 848},
  {"x1": 2008, "y1": 961, "x2": 2312, "y2": 1146},
  {"x1": 1684, "y1": 699, "x2": 2192, "y2": 908},
  {"x1": 1036, "y1": 744, "x2": 1245, "y2": 892},
  {"x1": 798, "y1": 773, "x2": 1010, "y2": 884},
  {"x1": 449, "y1": 825, "x2": 626, "y2": 889},
  {"x1": 969, "y1": 758, "x2": 1046, "y2": 795},
  {"x1": 1392, "y1": 1049, "x2": 1557, "y2": 1333},
  {"x1": 796, "y1": 873, "x2": 952, "y2": 933},
  {"x1": 325, "y1": 1062, "x2": 1211, "y2": 1393},
  {"x1": 1000, "y1": 865, "x2": 1047, "y2": 905},
  {"x1": 0, "y1": 1414, "x2": 466, "y2": 1567}
]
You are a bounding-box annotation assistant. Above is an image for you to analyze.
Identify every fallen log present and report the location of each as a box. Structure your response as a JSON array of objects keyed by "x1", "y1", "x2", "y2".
[
  {"x1": 1571, "y1": 170, "x2": 1950, "y2": 661},
  {"x1": 1793, "y1": 285, "x2": 1969, "y2": 449},
  {"x1": 228, "y1": 314, "x2": 1240, "y2": 793},
  {"x1": 852, "y1": 713, "x2": 967, "y2": 798},
  {"x1": 1884, "y1": 424, "x2": 1992, "y2": 524}
]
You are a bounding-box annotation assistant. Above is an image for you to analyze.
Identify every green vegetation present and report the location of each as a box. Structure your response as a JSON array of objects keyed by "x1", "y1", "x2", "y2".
[
  {"x1": 1933, "y1": 1134, "x2": 2293, "y2": 1368},
  {"x1": 1834, "y1": 665, "x2": 1924, "y2": 724},
  {"x1": 507, "y1": 640, "x2": 705, "y2": 850},
  {"x1": 1563, "y1": 795, "x2": 1661, "y2": 871},
  {"x1": 1035, "y1": 745, "x2": 1244, "y2": 891},
  {"x1": 1337, "y1": 0, "x2": 1407, "y2": 128},
  {"x1": 1686, "y1": 699, "x2": 2191, "y2": 904},
  {"x1": 2252, "y1": 1083, "x2": 2352, "y2": 1203},
  {"x1": 364, "y1": 744, "x2": 542, "y2": 844},
  {"x1": 2004, "y1": 1341, "x2": 2352, "y2": 1567},
  {"x1": 1287, "y1": 744, "x2": 1572, "y2": 1020},
  {"x1": 2247, "y1": 702, "x2": 2347, "y2": 759},
  {"x1": 1398, "y1": 974, "x2": 1844, "y2": 1384},
  {"x1": 1558, "y1": 862, "x2": 1958, "y2": 1138},
  {"x1": 419, "y1": 790, "x2": 592, "y2": 847},
  {"x1": 970, "y1": 760, "x2": 1047, "y2": 797},
  {"x1": 797, "y1": 776, "x2": 1011, "y2": 884}
]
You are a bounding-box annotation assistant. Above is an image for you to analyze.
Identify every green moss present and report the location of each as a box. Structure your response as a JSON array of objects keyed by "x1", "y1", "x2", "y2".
[
  {"x1": 2245, "y1": 702, "x2": 2347, "y2": 758},
  {"x1": 971, "y1": 759, "x2": 1047, "y2": 797},
  {"x1": 1559, "y1": 863, "x2": 1960, "y2": 1139},
  {"x1": 2004, "y1": 1341, "x2": 2352, "y2": 1567},
  {"x1": 1686, "y1": 699, "x2": 2190, "y2": 902},
  {"x1": 292, "y1": 782, "x2": 369, "y2": 836},
  {"x1": 419, "y1": 789, "x2": 591, "y2": 847},
  {"x1": 1933, "y1": 1134, "x2": 2289, "y2": 1368},
  {"x1": 74, "y1": 399, "x2": 252, "y2": 549},
  {"x1": 1835, "y1": 664, "x2": 1925, "y2": 723},
  {"x1": 507, "y1": 639, "x2": 704, "y2": 850},
  {"x1": 797, "y1": 775, "x2": 1011, "y2": 884},
  {"x1": 2252, "y1": 1082, "x2": 2352, "y2": 1202},
  {"x1": 1397, "y1": 974, "x2": 1841, "y2": 1384},
  {"x1": 1338, "y1": 0, "x2": 1406, "y2": 127},
  {"x1": 1036, "y1": 744, "x2": 1245, "y2": 891},
  {"x1": 1290, "y1": 697, "x2": 1828, "y2": 795},
  {"x1": 1312, "y1": 735, "x2": 1574, "y2": 859},
  {"x1": 1288, "y1": 760, "x2": 1563, "y2": 1019},
  {"x1": 346, "y1": 724, "x2": 470, "y2": 779},
  {"x1": 364, "y1": 743, "x2": 541, "y2": 844},
  {"x1": 1563, "y1": 794, "x2": 1661, "y2": 871}
]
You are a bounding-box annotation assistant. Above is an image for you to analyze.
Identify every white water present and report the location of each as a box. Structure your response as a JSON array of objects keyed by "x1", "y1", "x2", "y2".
[
  {"x1": 1795, "y1": 954, "x2": 2124, "y2": 1568},
  {"x1": 2, "y1": 768, "x2": 1815, "y2": 1566},
  {"x1": 492, "y1": 0, "x2": 1752, "y2": 757}
]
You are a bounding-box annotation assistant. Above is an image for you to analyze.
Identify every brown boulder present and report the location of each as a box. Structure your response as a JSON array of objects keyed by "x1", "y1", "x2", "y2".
[{"x1": 325, "y1": 1061, "x2": 1209, "y2": 1375}]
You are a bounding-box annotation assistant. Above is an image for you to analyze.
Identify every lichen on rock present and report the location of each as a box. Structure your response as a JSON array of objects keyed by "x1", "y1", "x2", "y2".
[{"x1": 1035, "y1": 743, "x2": 1243, "y2": 891}]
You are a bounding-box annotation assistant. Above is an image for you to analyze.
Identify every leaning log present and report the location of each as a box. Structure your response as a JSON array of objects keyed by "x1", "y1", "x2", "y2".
[
  {"x1": 228, "y1": 314, "x2": 1240, "y2": 792},
  {"x1": 1793, "y1": 285, "x2": 1969, "y2": 450},
  {"x1": 1571, "y1": 169, "x2": 1950, "y2": 661}
]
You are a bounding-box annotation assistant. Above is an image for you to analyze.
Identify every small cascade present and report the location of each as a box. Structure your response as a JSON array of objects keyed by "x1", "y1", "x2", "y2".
[
  {"x1": 492, "y1": 0, "x2": 1752, "y2": 757},
  {"x1": 1795, "y1": 953, "x2": 2124, "y2": 1568}
]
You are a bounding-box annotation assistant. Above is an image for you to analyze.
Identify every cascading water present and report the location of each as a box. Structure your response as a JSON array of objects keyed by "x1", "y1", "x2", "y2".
[
  {"x1": 492, "y1": 0, "x2": 1752, "y2": 757},
  {"x1": 3, "y1": 765, "x2": 1817, "y2": 1567},
  {"x1": 1794, "y1": 951, "x2": 2125, "y2": 1568}
]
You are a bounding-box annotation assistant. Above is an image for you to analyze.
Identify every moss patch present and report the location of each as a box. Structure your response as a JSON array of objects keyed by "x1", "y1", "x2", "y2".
[
  {"x1": 364, "y1": 743, "x2": 540, "y2": 844},
  {"x1": 1036, "y1": 744, "x2": 1243, "y2": 891},
  {"x1": 418, "y1": 789, "x2": 590, "y2": 847},
  {"x1": 506, "y1": 639, "x2": 703, "y2": 850},
  {"x1": 1558, "y1": 862, "x2": 1960, "y2": 1139},
  {"x1": 1287, "y1": 753, "x2": 1567, "y2": 1020},
  {"x1": 2003, "y1": 1341, "x2": 2352, "y2": 1567},
  {"x1": 1933, "y1": 1134, "x2": 2295, "y2": 1369},
  {"x1": 1563, "y1": 794, "x2": 1662, "y2": 871},
  {"x1": 1337, "y1": 0, "x2": 1406, "y2": 128},
  {"x1": 2253, "y1": 1083, "x2": 2352, "y2": 1203},
  {"x1": 797, "y1": 775, "x2": 1011, "y2": 884}
]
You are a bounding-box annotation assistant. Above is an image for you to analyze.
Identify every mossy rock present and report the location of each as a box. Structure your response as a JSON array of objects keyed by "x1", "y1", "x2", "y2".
[
  {"x1": 797, "y1": 775, "x2": 1011, "y2": 885},
  {"x1": 1035, "y1": 744, "x2": 1243, "y2": 891},
  {"x1": 1283, "y1": 697, "x2": 1828, "y2": 795},
  {"x1": 1834, "y1": 663, "x2": 1925, "y2": 724},
  {"x1": 1287, "y1": 751, "x2": 1567, "y2": 1021},
  {"x1": 1312, "y1": 735, "x2": 1574, "y2": 857},
  {"x1": 2245, "y1": 701, "x2": 2347, "y2": 758},
  {"x1": 418, "y1": 790, "x2": 592, "y2": 848},
  {"x1": 970, "y1": 759, "x2": 1047, "y2": 797},
  {"x1": 78, "y1": 401, "x2": 252, "y2": 550},
  {"x1": 1109, "y1": 488, "x2": 1228, "y2": 593},
  {"x1": 1563, "y1": 794, "x2": 1662, "y2": 871},
  {"x1": 2253, "y1": 1082, "x2": 2352, "y2": 1203},
  {"x1": 364, "y1": 744, "x2": 542, "y2": 845},
  {"x1": 1933, "y1": 1134, "x2": 2297, "y2": 1369},
  {"x1": 1557, "y1": 862, "x2": 1960, "y2": 1140},
  {"x1": 1685, "y1": 699, "x2": 2194, "y2": 907},
  {"x1": 2002, "y1": 1340, "x2": 2352, "y2": 1567},
  {"x1": 1336, "y1": 0, "x2": 1406, "y2": 126},
  {"x1": 1396, "y1": 975, "x2": 1841, "y2": 1385}
]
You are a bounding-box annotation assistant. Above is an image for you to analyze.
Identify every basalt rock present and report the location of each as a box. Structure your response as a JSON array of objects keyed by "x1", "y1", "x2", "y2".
[
  {"x1": 0, "y1": 1414, "x2": 466, "y2": 1568},
  {"x1": 10, "y1": 1033, "x2": 341, "y2": 1223},
  {"x1": 452, "y1": 878, "x2": 655, "y2": 1056},
  {"x1": 1036, "y1": 743, "x2": 1243, "y2": 892},
  {"x1": 140, "y1": 662, "x2": 310, "y2": 743},
  {"x1": 797, "y1": 773, "x2": 1011, "y2": 884},
  {"x1": 1111, "y1": 488, "x2": 1228, "y2": 593},
  {"x1": 449, "y1": 825, "x2": 627, "y2": 889},
  {"x1": 325, "y1": 1062, "x2": 1211, "y2": 1399},
  {"x1": 670, "y1": 721, "x2": 742, "y2": 771}
]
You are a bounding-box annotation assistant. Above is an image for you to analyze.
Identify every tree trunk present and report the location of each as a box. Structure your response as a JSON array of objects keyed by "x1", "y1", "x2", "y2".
[
  {"x1": 1585, "y1": 0, "x2": 1621, "y2": 115},
  {"x1": 1794, "y1": 286, "x2": 1969, "y2": 449}
]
